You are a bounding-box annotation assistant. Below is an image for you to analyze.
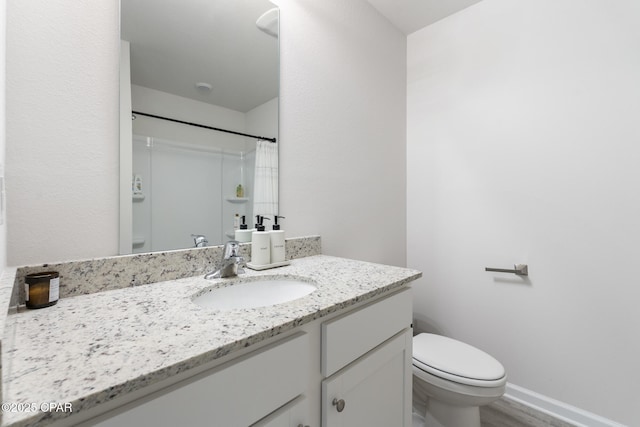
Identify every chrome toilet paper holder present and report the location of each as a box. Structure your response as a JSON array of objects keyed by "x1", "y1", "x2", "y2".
[{"x1": 485, "y1": 264, "x2": 528, "y2": 276}]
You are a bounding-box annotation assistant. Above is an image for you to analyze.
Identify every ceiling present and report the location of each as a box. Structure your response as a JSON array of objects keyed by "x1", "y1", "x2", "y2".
[
  {"x1": 366, "y1": 0, "x2": 484, "y2": 35},
  {"x1": 121, "y1": 0, "x2": 278, "y2": 113}
]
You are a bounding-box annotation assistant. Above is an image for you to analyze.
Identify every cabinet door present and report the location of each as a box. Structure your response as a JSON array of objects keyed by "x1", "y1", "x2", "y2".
[
  {"x1": 252, "y1": 395, "x2": 309, "y2": 427},
  {"x1": 322, "y1": 329, "x2": 412, "y2": 427}
]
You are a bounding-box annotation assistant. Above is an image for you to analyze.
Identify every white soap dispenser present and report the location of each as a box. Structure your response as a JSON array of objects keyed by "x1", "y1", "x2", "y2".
[
  {"x1": 234, "y1": 215, "x2": 255, "y2": 243},
  {"x1": 269, "y1": 215, "x2": 286, "y2": 264},
  {"x1": 250, "y1": 215, "x2": 271, "y2": 266}
]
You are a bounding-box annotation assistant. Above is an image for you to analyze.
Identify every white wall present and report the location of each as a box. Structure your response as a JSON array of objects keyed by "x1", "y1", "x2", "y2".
[
  {"x1": 276, "y1": 0, "x2": 407, "y2": 266},
  {"x1": 119, "y1": 41, "x2": 133, "y2": 254},
  {"x1": 0, "y1": 0, "x2": 6, "y2": 270},
  {"x1": 246, "y1": 97, "x2": 278, "y2": 144},
  {"x1": 131, "y1": 85, "x2": 250, "y2": 153},
  {"x1": 6, "y1": 0, "x2": 120, "y2": 265},
  {"x1": 407, "y1": 1, "x2": 640, "y2": 425}
]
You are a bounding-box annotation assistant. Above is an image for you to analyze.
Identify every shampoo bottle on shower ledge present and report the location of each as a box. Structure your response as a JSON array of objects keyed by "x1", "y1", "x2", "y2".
[{"x1": 269, "y1": 216, "x2": 286, "y2": 264}]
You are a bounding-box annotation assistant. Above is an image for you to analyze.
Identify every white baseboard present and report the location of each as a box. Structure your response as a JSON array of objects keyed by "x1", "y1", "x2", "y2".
[{"x1": 504, "y1": 383, "x2": 627, "y2": 427}]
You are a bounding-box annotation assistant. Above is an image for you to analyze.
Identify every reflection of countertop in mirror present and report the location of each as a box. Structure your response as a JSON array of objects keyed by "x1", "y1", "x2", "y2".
[{"x1": 0, "y1": 246, "x2": 421, "y2": 426}]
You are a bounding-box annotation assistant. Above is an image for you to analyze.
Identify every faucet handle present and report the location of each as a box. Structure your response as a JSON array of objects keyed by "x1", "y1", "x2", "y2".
[
  {"x1": 223, "y1": 240, "x2": 240, "y2": 258},
  {"x1": 191, "y1": 234, "x2": 208, "y2": 248},
  {"x1": 236, "y1": 255, "x2": 246, "y2": 274}
]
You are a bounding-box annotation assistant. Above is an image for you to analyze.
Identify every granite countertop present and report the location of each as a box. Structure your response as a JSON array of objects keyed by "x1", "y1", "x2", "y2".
[{"x1": 1, "y1": 255, "x2": 421, "y2": 426}]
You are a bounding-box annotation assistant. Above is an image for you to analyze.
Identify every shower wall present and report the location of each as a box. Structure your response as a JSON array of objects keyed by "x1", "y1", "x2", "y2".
[{"x1": 132, "y1": 136, "x2": 250, "y2": 253}]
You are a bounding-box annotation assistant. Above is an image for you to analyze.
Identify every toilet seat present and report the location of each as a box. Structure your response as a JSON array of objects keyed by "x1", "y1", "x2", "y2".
[{"x1": 413, "y1": 333, "x2": 506, "y2": 388}]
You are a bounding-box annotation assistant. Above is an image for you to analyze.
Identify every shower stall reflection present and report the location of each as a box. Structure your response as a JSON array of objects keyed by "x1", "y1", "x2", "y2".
[{"x1": 131, "y1": 135, "x2": 256, "y2": 253}]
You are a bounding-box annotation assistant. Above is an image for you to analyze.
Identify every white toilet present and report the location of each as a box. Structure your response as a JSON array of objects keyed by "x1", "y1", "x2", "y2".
[{"x1": 412, "y1": 333, "x2": 507, "y2": 427}]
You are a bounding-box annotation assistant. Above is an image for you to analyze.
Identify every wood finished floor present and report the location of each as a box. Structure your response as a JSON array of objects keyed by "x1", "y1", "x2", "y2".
[{"x1": 480, "y1": 398, "x2": 578, "y2": 427}]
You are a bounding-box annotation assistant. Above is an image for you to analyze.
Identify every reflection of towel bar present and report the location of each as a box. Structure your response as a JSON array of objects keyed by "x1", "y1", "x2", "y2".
[{"x1": 485, "y1": 264, "x2": 528, "y2": 276}]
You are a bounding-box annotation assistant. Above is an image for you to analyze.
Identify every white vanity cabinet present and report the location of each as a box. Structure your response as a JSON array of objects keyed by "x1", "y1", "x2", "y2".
[
  {"x1": 320, "y1": 289, "x2": 413, "y2": 427},
  {"x1": 89, "y1": 333, "x2": 309, "y2": 427},
  {"x1": 73, "y1": 288, "x2": 413, "y2": 427}
]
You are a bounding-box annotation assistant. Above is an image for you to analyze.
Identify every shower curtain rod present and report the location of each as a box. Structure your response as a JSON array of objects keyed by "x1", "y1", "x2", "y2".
[{"x1": 131, "y1": 111, "x2": 277, "y2": 143}]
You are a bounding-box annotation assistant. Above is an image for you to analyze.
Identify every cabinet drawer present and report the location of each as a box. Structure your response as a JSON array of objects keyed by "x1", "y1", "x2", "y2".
[
  {"x1": 94, "y1": 332, "x2": 308, "y2": 427},
  {"x1": 322, "y1": 288, "x2": 412, "y2": 377},
  {"x1": 251, "y1": 395, "x2": 309, "y2": 427}
]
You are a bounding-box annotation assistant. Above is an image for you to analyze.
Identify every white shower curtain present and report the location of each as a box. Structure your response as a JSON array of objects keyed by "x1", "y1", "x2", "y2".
[{"x1": 252, "y1": 140, "x2": 278, "y2": 218}]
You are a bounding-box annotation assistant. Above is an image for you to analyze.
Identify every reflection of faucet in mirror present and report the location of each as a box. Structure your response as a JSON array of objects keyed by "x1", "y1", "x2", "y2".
[
  {"x1": 191, "y1": 234, "x2": 208, "y2": 248},
  {"x1": 205, "y1": 240, "x2": 245, "y2": 279}
]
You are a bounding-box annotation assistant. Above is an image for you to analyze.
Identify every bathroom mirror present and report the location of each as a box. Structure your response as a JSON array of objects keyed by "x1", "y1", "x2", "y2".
[{"x1": 119, "y1": 0, "x2": 279, "y2": 254}]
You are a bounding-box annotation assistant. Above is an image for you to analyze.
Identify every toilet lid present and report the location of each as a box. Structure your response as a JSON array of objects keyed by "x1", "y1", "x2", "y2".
[{"x1": 413, "y1": 333, "x2": 505, "y2": 386}]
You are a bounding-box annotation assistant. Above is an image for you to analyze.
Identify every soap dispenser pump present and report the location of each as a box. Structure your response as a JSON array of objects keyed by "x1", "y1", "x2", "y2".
[
  {"x1": 251, "y1": 215, "x2": 271, "y2": 266},
  {"x1": 254, "y1": 214, "x2": 269, "y2": 230},
  {"x1": 269, "y1": 216, "x2": 286, "y2": 263}
]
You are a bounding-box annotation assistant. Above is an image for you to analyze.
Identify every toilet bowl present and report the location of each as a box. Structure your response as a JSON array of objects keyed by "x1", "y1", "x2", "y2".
[{"x1": 412, "y1": 333, "x2": 506, "y2": 427}]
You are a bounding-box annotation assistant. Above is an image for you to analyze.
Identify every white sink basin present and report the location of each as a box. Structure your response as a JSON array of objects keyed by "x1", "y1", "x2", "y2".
[{"x1": 193, "y1": 277, "x2": 317, "y2": 311}]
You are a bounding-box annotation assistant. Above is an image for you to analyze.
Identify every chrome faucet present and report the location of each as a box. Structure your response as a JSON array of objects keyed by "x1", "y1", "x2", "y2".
[
  {"x1": 204, "y1": 240, "x2": 245, "y2": 279},
  {"x1": 191, "y1": 234, "x2": 209, "y2": 248}
]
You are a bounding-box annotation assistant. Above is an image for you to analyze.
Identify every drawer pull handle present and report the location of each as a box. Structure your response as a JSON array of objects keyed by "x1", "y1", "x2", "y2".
[
  {"x1": 332, "y1": 398, "x2": 346, "y2": 412},
  {"x1": 297, "y1": 425, "x2": 310, "y2": 427}
]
